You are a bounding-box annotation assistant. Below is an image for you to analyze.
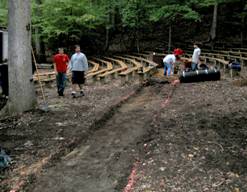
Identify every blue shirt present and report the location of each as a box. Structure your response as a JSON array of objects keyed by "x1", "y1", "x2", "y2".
[{"x1": 69, "y1": 52, "x2": 88, "y2": 72}]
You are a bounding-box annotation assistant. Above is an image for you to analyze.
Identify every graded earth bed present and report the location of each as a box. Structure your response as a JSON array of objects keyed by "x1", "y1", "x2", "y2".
[
  {"x1": 0, "y1": 79, "x2": 141, "y2": 191},
  {"x1": 1, "y1": 74, "x2": 247, "y2": 192}
]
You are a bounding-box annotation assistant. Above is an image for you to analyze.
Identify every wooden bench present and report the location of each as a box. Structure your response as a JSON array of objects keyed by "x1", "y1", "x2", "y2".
[
  {"x1": 96, "y1": 58, "x2": 128, "y2": 82},
  {"x1": 86, "y1": 58, "x2": 113, "y2": 80},
  {"x1": 33, "y1": 58, "x2": 112, "y2": 83},
  {"x1": 88, "y1": 60, "x2": 100, "y2": 73},
  {"x1": 114, "y1": 56, "x2": 143, "y2": 81},
  {"x1": 199, "y1": 55, "x2": 240, "y2": 78},
  {"x1": 93, "y1": 58, "x2": 113, "y2": 70},
  {"x1": 33, "y1": 71, "x2": 55, "y2": 77},
  {"x1": 33, "y1": 71, "x2": 56, "y2": 83},
  {"x1": 124, "y1": 55, "x2": 158, "y2": 80},
  {"x1": 104, "y1": 57, "x2": 128, "y2": 69},
  {"x1": 133, "y1": 53, "x2": 151, "y2": 60},
  {"x1": 114, "y1": 56, "x2": 142, "y2": 69},
  {"x1": 37, "y1": 63, "x2": 53, "y2": 69},
  {"x1": 199, "y1": 51, "x2": 247, "y2": 66}
]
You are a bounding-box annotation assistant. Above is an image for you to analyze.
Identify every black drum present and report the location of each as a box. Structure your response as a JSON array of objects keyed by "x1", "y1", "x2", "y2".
[{"x1": 179, "y1": 68, "x2": 221, "y2": 83}]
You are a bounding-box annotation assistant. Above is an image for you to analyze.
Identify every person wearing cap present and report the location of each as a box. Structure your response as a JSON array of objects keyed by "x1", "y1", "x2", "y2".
[
  {"x1": 192, "y1": 43, "x2": 201, "y2": 71},
  {"x1": 163, "y1": 49, "x2": 182, "y2": 76}
]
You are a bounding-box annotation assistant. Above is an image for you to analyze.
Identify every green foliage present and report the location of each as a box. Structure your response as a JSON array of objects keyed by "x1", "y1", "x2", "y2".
[
  {"x1": 120, "y1": 0, "x2": 150, "y2": 28},
  {"x1": 150, "y1": 4, "x2": 200, "y2": 23},
  {"x1": 189, "y1": 0, "x2": 242, "y2": 7},
  {"x1": 0, "y1": 0, "x2": 246, "y2": 48},
  {"x1": 0, "y1": 0, "x2": 7, "y2": 27},
  {"x1": 32, "y1": 0, "x2": 105, "y2": 42}
]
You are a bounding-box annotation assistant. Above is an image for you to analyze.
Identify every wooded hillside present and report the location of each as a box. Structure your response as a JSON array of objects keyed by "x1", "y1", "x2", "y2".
[{"x1": 0, "y1": 0, "x2": 247, "y2": 55}]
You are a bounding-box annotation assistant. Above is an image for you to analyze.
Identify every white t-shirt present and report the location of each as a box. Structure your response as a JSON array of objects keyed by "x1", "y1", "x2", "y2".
[
  {"x1": 163, "y1": 54, "x2": 176, "y2": 64},
  {"x1": 192, "y1": 48, "x2": 201, "y2": 64}
]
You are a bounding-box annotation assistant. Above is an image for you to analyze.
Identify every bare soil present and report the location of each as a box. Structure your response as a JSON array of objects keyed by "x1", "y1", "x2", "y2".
[
  {"x1": 0, "y1": 79, "x2": 141, "y2": 191},
  {"x1": 1, "y1": 74, "x2": 247, "y2": 192}
]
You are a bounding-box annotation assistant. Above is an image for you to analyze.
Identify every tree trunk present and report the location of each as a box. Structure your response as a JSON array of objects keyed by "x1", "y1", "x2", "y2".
[
  {"x1": 210, "y1": 3, "x2": 218, "y2": 50},
  {"x1": 168, "y1": 24, "x2": 172, "y2": 53},
  {"x1": 34, "y1": 0, "x2": 42, "y2": 57},
  {"x1": 104, "y1": 26, "x2": 110, "y2": 51},
  {"x1": 136, "y1": 29, "x2": 140, "y2": 53},
  {"x1": 8, "y1": 0, "x2": 36, "y2": 114},
  {"x1": 241, "y1": 14, "x2": 245, "y2": 48},
  {"x1": 34, "y1": 28, "x2": 41, "y2": 55}
]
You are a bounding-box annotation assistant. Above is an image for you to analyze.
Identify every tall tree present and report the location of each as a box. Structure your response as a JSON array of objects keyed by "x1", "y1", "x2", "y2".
[
  {"x1": 195, "y1": 0, "x2": 241, "y2": 49},
  {"x1": 120, "y1": 0, "x2": 150, "y2": 52},
  {"x1": 8, "y1": 0, "x2": 36, "y2": 114},
  {"x1": 210, "y1": 3, "x2": 218, "y2": 49},
  {"x1": 33, "y1": 0, "x2": 42, "y2": 57},
  {"x1": 150, "y1": 1, "x2": 200, "y2": 52}
]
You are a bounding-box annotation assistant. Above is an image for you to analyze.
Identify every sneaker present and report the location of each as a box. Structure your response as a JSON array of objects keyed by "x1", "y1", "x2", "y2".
[
  {"x1": 59, "y1": 92, "x2": 64, "y2": 97},
  {"x1": 58, "y1": 91, "x2": 64, "y2": 97},
  {"x1": 71, "y1": 92, "x2": 76, "y2": 98},
  {"x1": 80, "y1": 91, "x2": 85, "y2": 97}
]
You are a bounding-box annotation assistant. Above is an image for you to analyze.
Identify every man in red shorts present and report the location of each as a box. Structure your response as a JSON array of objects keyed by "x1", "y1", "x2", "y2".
[{"x1": 53, "y1": 48, "x2": 70, "y2": 96}]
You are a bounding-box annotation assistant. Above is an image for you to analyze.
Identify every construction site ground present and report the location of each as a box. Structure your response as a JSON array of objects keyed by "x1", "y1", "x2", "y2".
[{"x1": 1, "y1": 72, "x2": 247, "y2": 192}]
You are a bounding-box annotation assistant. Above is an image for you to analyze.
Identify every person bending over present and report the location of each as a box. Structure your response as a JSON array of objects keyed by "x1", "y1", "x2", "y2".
[{"x1": 163, "y1": 51, "x2": 181, "y2": 76}]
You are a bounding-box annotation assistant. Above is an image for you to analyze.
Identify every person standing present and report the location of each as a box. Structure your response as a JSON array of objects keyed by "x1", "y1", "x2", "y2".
[
  {"x1": 192, "y1": 42, "x2": 201, "y2": 71},
  {"x1": 69, "y1": 45, "x2": 88, "y2": 98},
  {"x1": 53, "y1": 48, "x2": 69, "y2": 96}
]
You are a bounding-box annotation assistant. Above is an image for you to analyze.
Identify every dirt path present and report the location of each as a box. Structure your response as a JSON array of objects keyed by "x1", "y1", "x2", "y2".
[
  {"x1": 26, "y1": 85, "x2": 168, "y2": 192},
  {"x1": 0, "y1": 80, "x2": 142, "y2": 191},
  {"x1": 26, "y1": 79, "x2": 247, "y2": 192},
  {"x1": 1, "y1": 76, "x2": 247, "y2": 192}
]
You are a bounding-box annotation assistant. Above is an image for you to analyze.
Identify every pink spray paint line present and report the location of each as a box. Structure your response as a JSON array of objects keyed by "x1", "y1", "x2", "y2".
[
  {"x1": 161, "y1": 80, "x2": 180, "y2": 108},
  {"x1": 9, "y1": 180, "x2": 25, "y2": 192},
  {"x1": 161, "y1": 97, "x2": 170, "y2": 108},
  {"x1": 123, "y1": 80, "x2": 179, "y2": 192},
  {"x1": 123, "y1": 162, "x2": 139, "y2": 192}
]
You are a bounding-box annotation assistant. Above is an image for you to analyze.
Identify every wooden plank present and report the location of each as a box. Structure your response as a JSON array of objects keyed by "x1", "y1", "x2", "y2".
[
  {"x1": 104, "y1": 57, "x2": 128, "y2": 69},
  {"x1": 114, "y1": 56, "x2": 143, "y2": 71},
  {"x1": 88, "y1": 60, "x2": 100, "y2": 73},
  {"x1": 93, "y1": 58, "x2": 113, "y2": 70},
  {"x1": 125, "y1": 55, "x2": 158, "y2": 68}
]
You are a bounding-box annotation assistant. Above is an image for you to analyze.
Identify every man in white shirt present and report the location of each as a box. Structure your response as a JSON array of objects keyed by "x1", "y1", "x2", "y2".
[
  {"x1": 69, "y1": 45, "x2": 88, "y2": 98},
  {"x1": 192, "y1": 43, "x2": 201, "y2": 71},
  {"x1": 163, "y1": 54, "x2": 176, "y2": 76}
]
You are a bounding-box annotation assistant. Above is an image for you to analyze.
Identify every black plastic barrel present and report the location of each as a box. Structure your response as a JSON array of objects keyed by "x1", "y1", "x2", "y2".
[
  {"x1": 0, "y1": 64, "x2": 8, "y2": 96},
  {"x1": 179, "y1": 68, "x2": 221, "y2": 83}
]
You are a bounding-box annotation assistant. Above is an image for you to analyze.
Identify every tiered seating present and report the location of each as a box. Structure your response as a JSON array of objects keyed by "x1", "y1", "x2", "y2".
[
  {"x1": 113, "y1": 56, "x2": 143, "y2": 81},
  {"x1": 125, "y1": 55, "x2": 158, "y2": 78},
  {"x1": 33, "y1": 54, "x2": 159, "y2": 84},
  {"x1": 33, "y1": 71, "x2": 56, "y2": 83},
  {"x1": 86, "y1": 58, "x2": 113, "y2": 80},
  {"x1": 97, "y1": 58, "x2": 128, "y2": 81},
  {"x1": 88, "y1": 61, "x2": 100, "y2": 73}
]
